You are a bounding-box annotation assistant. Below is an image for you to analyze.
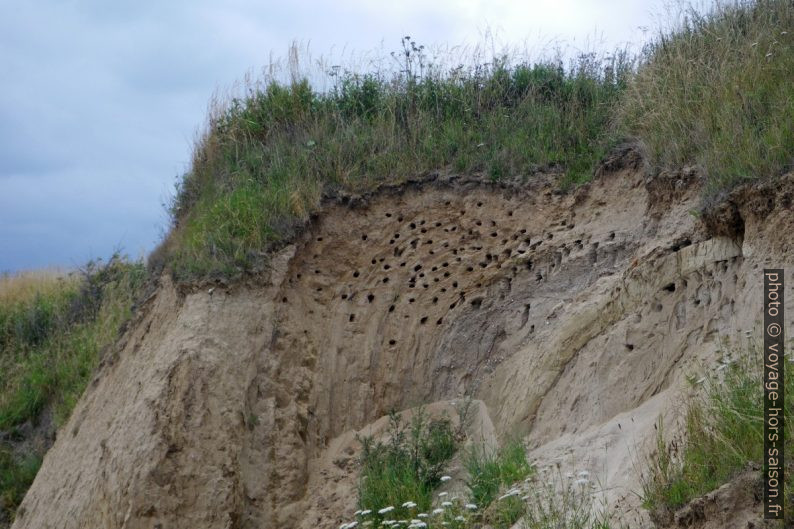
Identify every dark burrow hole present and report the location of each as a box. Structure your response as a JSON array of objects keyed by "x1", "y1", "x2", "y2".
[
  {"x1": 341, "y1": 294, "x2": 347, "y2": 300},
  {"x1": 317, "y1": 237, "x2": 323, "y2": 242},
  {"x1": 420, "y1": 316, "x2": 428, "y2": 324},
  {"x1": 409, "y1": 298, "x2": 415, "y2": 303},
  {"x1": 362, "y1": 234, "x2": 368, "y2": 241},
  {"x1": 367, "y1": 293, "x2": 375, "y2": 302},
  {"x1": 388, "y1": 305, "x2": 395, "y2": 312},
  {"x1": 386, "y1": 213, "x2": 392, "y2": 217},
  {"x1": 349, "y1": 314, "x2": 355, "y2": 322},
  {"x1": 389, "y1": 339, "x2": 396, "y2": 345},
  {"x1": 625, "y1": 344, "x2": 635, "y2": 351},
  {"x1": 471, "y1": 298, "x2": 483, "y2": 308},
  {"x1": 436, "y1": 318, "x2": 443, "y2": 325},
  {"x1": 382, "y1": 277, "x2": 389, "y2": 283},
  {"x1": 410, "y1": 222, "x2": 417, "y2": 229},
  {"x1": 663, "y1": 283, "x2": 676, "y2": 293},
  {"x1": 353, "y1": 271, "x2": 360, "y2": 278}
]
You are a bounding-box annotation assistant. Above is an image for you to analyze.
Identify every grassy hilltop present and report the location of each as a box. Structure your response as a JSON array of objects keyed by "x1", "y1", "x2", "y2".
[{"x1": 154, "y1": 0, "x2": 793, "y2": 281}]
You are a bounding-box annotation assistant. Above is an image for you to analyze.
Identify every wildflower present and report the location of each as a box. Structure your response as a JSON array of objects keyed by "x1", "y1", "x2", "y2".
[
  {"x1": 577, "y1": 470, "x2": 589, "y2": 479},
  {"x1": 717, "y1": 363, "x2": 728, "y2": 371},
  {"x1": 438, "y1": 492, "x2": 448, "y2": 497},
  {"x1": 441, "y1": 501, "x2": 452, "y2": 507},
  {"x1": 379, "y1": 506, "x2": 395, "y2": 514},
  {"x1": 751, "y1": 41, "x2": 758, "y2": 47},
  {"x1": 455, "y1": 516, "x2": 465, "y2": 522},
  {"x1": 440, "y1": 475, "x2": 452, "y2": 482},
  {"x1": 354, "y1": 510, "x2": 362, "y2": 516},
  {"x1": 521, "y1": 495, "x2": 530, "y2": 500},
  {"x1": 417, "y1": 513, "x2": 428, "y2": 518},
  {"x1": 575, "y1": 478, "x2": 589, "y2": 487},
  {"x1": 464, "y1": 503, "x2": 477, "y2": 510},
  {"x1": 401, "y1": 501, "x2": 417, "y2": 508},
  {"x1": 432, "y1": 508, "x2": 444, "y2": 515},
  {"x1": 361, "y1": 510, "x2": 372, "y2": 516},
  {"x1": 382, "y1": 521, "x2": 395, "y2": 526},
  {"x1": 782, "y1": 31, "x2": 788, "y2": 35},
  {"x1": 696, "y1": 377, "x2": 706, "y2": 385},
  {"x1": 766, "y1": 53, "x2": 773, "y2": 58},
  {"x1": 498, "y1": 489, "x2": 520, "y2": 500}
]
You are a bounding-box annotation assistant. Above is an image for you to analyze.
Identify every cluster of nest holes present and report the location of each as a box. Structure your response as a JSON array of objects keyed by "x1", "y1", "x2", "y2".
[{"x1": 284, "y1": 201, "x2": 622, "y2": 346}]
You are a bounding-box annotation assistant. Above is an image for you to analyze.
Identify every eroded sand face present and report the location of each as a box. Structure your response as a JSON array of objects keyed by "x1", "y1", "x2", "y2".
[{"x1": 13, "y1": 168, "x2": 794, "y2": 529}]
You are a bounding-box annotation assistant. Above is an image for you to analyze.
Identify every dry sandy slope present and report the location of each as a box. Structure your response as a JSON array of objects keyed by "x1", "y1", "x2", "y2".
[{"x1": 12, "y1": 165, "x2": 794, "y2": 529}]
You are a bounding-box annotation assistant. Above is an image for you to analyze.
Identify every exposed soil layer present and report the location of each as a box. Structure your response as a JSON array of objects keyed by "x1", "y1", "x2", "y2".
[{"x1": 12, "y1": 166, "x2": 794, "y2": 529}]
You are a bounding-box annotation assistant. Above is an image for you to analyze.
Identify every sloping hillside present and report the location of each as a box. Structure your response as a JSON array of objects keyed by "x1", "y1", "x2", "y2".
[{"x1": 10, "y1": 156, "x2": 794, "y2": 528}]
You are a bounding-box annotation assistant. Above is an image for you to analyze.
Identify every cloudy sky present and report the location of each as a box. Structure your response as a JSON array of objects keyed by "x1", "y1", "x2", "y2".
[{"x1": 0, "y1": 0, "x2": 683, "y2": 272}]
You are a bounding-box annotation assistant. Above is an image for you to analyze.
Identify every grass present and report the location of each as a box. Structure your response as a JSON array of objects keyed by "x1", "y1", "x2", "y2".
[
  {"x1": 159, "y1": 39, "x2": 631, "y2": 280},
  {"x1": 464, "y1": 439, "x2": 534, "y2": 508},
  {"x1": 619, "y1": 0, "x2": 794, "y2": 194},
  {"x1": 0, "y1": 256, "x2": 146, "y2": 524},
  {"x1": 155, "y1": 0, "x2": 793, "y2": 282},
  {"x1": 641, "y1": 340, "x2": 794, "y2": 518},
  {"x1": 357, "y1": 410, "x2": 458, "y2": 522},
  {"x1": 351, "y1": 430, "x2": 616, "y2": 529}
]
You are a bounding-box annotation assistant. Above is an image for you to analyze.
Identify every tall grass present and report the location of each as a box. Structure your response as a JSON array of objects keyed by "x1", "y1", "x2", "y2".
[
  {"x1": 357, "y1": 410, "x2": 458, "y2": 522},
  {"x1": 0, "y1": 256, "x2": 146, "y2": 524},
  {"x1": 619, "y1": 0, "x2": 794, "y2": 193},
  {"x1": 641, "y1": 342, "x2": 793, "y2": 517},
  {"x1": 162, "y1": 39, "x2": 631, "y2": 280},
  {"x1": 158, "y1": 0, "x2": 793, "y2": 281}
]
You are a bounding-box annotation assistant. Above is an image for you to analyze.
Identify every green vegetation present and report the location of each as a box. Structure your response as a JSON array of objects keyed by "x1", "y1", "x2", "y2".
[
  {"x1": 357, "y1": 410, "x2": 458, "y2": 521},
  {"x1": 0, "y1": 256, "x2": 146, "y2": 523},
  {"x1": 158, "y1": 0, "x2": 793, "y2": 281},
  {"x1": 642, "y1": 342, "x2": 794, "y2": 517},
  {"x1": 619, "y1": 0, "x2": 794, "y2": 193},
  {"x1": 464, "y1": 440, "x2": 534, "y2": 508},
  {"x1": 163, "y1": 41, "x2": 630, "y2": 280},
  {"x1": 352, "y1": 427, "x2": 614, "y2": 529}
]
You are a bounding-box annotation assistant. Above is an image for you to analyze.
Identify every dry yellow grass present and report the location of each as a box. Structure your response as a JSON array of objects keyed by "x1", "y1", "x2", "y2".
[{"x1": 0, "y1": 269, "x2": 76, "y2": 306}]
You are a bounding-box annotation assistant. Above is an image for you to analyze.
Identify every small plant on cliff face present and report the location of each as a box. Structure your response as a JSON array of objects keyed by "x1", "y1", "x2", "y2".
[
  {"x1": 641, "y1": 338, "x2": 794, "y2": 517},
  {"x1": 356, "y1": 409, "x2": 457, "y2": 522}
]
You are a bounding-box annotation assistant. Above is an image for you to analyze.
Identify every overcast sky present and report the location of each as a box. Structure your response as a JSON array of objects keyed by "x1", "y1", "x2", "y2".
[{"x1": 0, "y1": 0, "x2": 685, "y2": 272}]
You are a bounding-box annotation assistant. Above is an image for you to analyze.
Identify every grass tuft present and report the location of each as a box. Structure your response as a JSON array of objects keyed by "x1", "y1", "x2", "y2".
[
  {"x1": 642, "y1": 341, "x2": 793, "y2": 517},
  {"x1": 357, "y1": 409, "x2": 458, "y2": 521}
]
